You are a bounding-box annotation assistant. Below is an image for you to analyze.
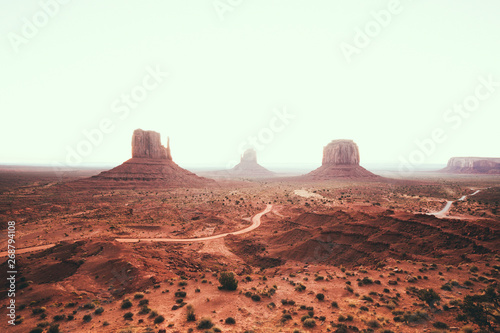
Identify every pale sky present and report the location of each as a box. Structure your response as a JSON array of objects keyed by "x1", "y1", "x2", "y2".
[{"x1": 1, "y1": 0, "x2": 499, "y2": 170}]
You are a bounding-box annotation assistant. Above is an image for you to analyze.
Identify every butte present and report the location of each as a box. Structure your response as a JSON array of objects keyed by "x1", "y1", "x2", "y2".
[
  {"x1": 88, "y1": 129, "x2": 216, "y2": 187},
  {"x1": 300, "y1": 139, "x2": 379, "y2": 180}
]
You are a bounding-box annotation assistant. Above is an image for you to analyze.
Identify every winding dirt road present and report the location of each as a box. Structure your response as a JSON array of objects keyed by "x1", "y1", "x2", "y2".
[
  {"x1": 429, "y1": 189, "x2": 483, "y2": 218},
  {"x1": 0, "y1": 205, "x2": 273, "y2": 257},
  {"x1": 115, "y1": 204, "x2": 273, "y2": 243}
]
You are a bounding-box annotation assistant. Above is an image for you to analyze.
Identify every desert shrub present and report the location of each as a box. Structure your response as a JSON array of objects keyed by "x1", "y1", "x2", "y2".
[
  {"x1": 48, "y1": 324, "x2": 60, "y2": 333},
  {"x1": 460, "y1": 325, "x2": 474, "y2": 333},
  {"x1": 441, "y1": 283, "x2": 453, "y2": 291},
  {"x1": 316, "y1": 293, "x2": 325, "y2": 301},
  {"x1": 175, "y1": 291, "x2": 187, "y2": 298},
  {"x1": 186, "y1": 304, "x2": 196, "y2": 321},
  {"x1": 197, "y1": 317, "x2": 213, "y2": 329},
  {"x1": 417, "y1": 288, "x2": 441, "y2": 307},
  {"x1": 367, "y1": 319, "x2": 380, "y2": 328},
  {"x1": 433, "y1": 321, "x2": 449, "y2": 329},
  {"x1": 459, "y1": 285, "x2": 499, "y2": 329},
  {"x1": 251, "y1": 294, "x2": 261, "y2": 302},
  {"x1": 295, "y1": 283, "x2": 306, "y2": 292},
  {"x1": 225, "y1": 317, "x2": 236, "y2": 324},
  {"x1": 139, "y1": 305, "x2": 151, "y2": 314},
  {"x1": 123, "y1": 312, "x2": 133, "y2": 320},
  {"x1": 303, "y1": 318, "x2": 316, "y2": 327},
  {"x1": 139, "y1": 299, "x2": 149, "y2": 306},
  {"x1": 361, "y1": 295, "x2": 373, "y2": 302},
  {"x1": 94, "y1": 307, "x2": 104, "y2": 315},
  {"x1": 32, "y1": 307, "x2": 46, "y2": 314},
  {"x1": 134, "y1": 292, "x2": 144, "y2": 299},
  {"x1": 154, "y1": 315, "x2": 165, "y2": 324},
  {"x1": 83, "y1": 314, "x2": 92, "y2": 322},
  {"x1": 469, "y1": 265, "x2": 479, "y2": 273},
  {"x1": 53, "y1": 315, "x2": 65, "y2": 321},
  {"x1": 281, "y1": 313, "x2": 293, "y2": 323},
  {"x1": 29, "y1": 329, "x2": 44, "y2": 333},
  {"x1": 121, "y1": 299, "x2": 132, "y2": 309},
  {"x1": 360, "y1": 306, "x2": 369, "y2": 311},
  {"x1": 331, "y1": 301, "x2": 338, "y2": 308},
  {"x1": 83, "y1": 302, "x2": 95, "y2": 309},
  {"x1": 218, "y1": 272, "x2": 238, "y2": 291},
  {"x1": 179, "y1": 281, "x2": 188, "y2": 286}
]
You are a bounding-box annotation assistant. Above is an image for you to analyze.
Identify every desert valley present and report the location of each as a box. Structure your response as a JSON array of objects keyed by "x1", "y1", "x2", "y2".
[{"x1": 0, "y1": 130, "x2": 498, "y2": 333}]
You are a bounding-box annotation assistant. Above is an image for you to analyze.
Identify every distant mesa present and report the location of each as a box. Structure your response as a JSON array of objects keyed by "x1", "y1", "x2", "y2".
[
  {"x1": 230, "y1": 148, "x2": 275, "y2": 177},
  {"x1": 302, "y1": 139, "x2": 379, "y2": 179},
  {"x1": 91, "y1": 129, "x2": 215, "y2": 187},
  {"x1": 205, "y1": 148, "x2": 275, "y2": 179},
  {"x1": 441, "y1": 157, "x2": 500, "y2": 174}
]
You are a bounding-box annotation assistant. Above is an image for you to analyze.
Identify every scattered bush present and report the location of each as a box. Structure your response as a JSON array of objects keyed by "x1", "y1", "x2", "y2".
[
  {"x1": 123, "y1": 312, "x2": 133, "y2": 320},
  {"x1": 303, "y1": 318, "x2": 316, "y2": 328},
  {"x1": 433, "y1": 321, "x2": 449, "y2": 329},
  {"x1": 316, "y1": 293, "x2": 325, "y2": 301},
  {"x1": 121, "y1": 299, "x2": 132, "y2": 309},
  {"x1": 83, "y1": 314, "x2": 92, "y2": 322},
  {"x1": 225, "y1": 317, "x2": 236, "y2": 324},
  {"x1": 186, "y1": 304, "x2": 196, "y2": 322},
  {"x1": 154, "y1": 315, "x2": 165, "y2": 324},
  {"x1": 197, "y1": 317, "x2": 213, "y2": 329},
  {"x1": 218, "y1": 272, "x2": 238, "y2": 291}
]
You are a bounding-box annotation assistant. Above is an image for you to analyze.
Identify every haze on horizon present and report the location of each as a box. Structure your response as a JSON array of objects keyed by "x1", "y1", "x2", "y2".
[{"x1": 1, "y1": 0, "x2": 499, "y2": 170}]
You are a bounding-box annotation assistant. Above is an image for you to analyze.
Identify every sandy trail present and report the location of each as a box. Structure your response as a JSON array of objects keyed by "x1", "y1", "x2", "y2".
[
  {"x1": 429, "y1": 189, "x2": 483, "y2": 218},
  {"x1": 0, "y1": 244, "x2": 56, "y2": 257},
  {"x1": 0, "y1": 205, "x2": 272, "y2": 256},
  {"x1": 115, "y1": 204, "x2": 272, "y2": 243}
]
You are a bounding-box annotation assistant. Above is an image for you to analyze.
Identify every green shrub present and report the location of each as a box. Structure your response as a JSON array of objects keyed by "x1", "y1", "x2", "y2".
[
  {"x1": 186, "y1": 304, "x2": 196, "y2": 322},
  {"x1": 433, "y1": 321, "x2": 449, "y2": 329},
  {"x1": 154, "y1": 315, "x2": 165, "y2": 324},
  {"x1": 121, "y1": 299, "x2": 132, "y2": 309},
  {"x1": 197, "y1": 317, "x2": 213, "y2": 329},
  {"x1": 218, "y1": 272, "x2": 238, "y2": 291},
  {"x1": 303, "y1": 318, "x2": 316, "y2": 327}
]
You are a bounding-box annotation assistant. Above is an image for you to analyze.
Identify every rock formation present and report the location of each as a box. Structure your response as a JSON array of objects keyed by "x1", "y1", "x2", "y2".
[
  {"x1": 322, "y1": 140, "x2": 360, "y2": 165},
  {"x1": 203, "y1": 148, "x2": 275, "y2": 179},
  {"x1": 90, "y1": 129, "x2": 215, "y2": 187},
  {"x1": 131, "y1": 129, "x2": 172, "y2": 160},
  {"x1": 441, "y1": 157, "x2": 500, "y2": 174},
  {"x1": 230, "y1": 148, "x2": 275, "y2": 177},
  {"x1": 303, "y1": 139, "x2": 378, "y2": 179}
]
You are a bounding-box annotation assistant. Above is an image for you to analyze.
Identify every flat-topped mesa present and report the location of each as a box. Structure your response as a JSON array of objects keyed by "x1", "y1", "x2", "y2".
[
  {"x1": 322, "y1": 139, "x2": 360, "y2": 166},
  {"x1": 302, "y1": 139, "x2": 378, "y2": 180},
  {"x1": 442, "y1": 157, "x2": 500, "y2": 174},
  {"x1": 132, "y1": 129, "x2": 172, "y2": 160}
]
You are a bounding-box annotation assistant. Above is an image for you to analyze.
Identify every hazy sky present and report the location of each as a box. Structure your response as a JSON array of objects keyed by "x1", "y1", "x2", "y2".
[{"x1": 1, "y1": 0, "x2": 499, "y2": 170}]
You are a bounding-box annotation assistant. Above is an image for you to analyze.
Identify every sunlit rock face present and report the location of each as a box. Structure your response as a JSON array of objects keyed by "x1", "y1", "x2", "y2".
[
  {"x1": 131, "y1": 129, "x2": 172, "y2": 160},
  {"x1": 322, "y1": 139, "x2": 360, "y2": 166}
]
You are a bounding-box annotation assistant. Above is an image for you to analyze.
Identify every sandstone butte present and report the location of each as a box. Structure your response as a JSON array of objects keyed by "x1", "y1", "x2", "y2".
[{"x1": 90, "y1": 129, "x2": 216, "y2": 187}]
